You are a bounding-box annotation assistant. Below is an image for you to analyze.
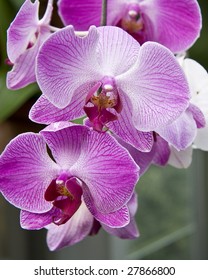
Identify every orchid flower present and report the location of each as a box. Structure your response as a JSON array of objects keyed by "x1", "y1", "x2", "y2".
[
  {"x1": 57, "y1": 0, "x2": 201, "y2": 53},
  {"x1": 30, "y1": 26, "x2": 190, "y2": 152},
  {"x1": 0, "y1": 122, "x2": 140, "y2": 249},
  {"x1": 168, "y1": 57, "x2": 208, "y2": 168},
  {"x1": 6, "y1": 0, "x2": 53, "y2": 89}
]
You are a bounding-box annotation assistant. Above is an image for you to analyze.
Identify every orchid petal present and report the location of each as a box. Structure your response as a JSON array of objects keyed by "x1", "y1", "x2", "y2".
[
  {"x1": 117, "y1": 42, "x2": 190, "y2": 131},
  {"x1": 58, "y1": 0, "x2": 126, "y2": 29},
  {"x1": 46, "y1": 202, "x2": 94, "y2": 250},
  {"x1": 108, "y1": 92, "x2": 153, "y2": 152},
  {"x1": 188, "y1": 104, "x2": 206, "y2": 129},
  {"x1": 102, "y1": 193, "x2": 139, "y2": 238},
  {"x1": 97, "y1": 26, "x2": 140, "y2": 75},
  {"x1": 70, "y1": 129, "x2": 139, "y2": 214},
  {"x1": 83, "y1": 191, "x2": 130, "y2": 227},
  {"x1": 156, "y1": 110, "x2": 197, "y2": 150},
  {"x1": 140, "y1": 0, "x2": 201, "y2": 52},
  {"x1": 36, "y1": 25, "x2": 101, "y2": 108},
  {"x1": 20, "y1": 207, "x2": 61, "y2": 230},
  {"x1": 179, "y1": 59, "x2": 208, "y2": 100},
  {"x1": 58, "y1": 0, "x2": 102, "y2": 29},
  {"x1": 0, "y1": 133, "x2": 58, "y2": 212},
  {"x1": 152, "y1": 135, "x2": 170, "y2": 166},
  {"x1": 40, "y1": 122, "x2": 83, "y2": 169},
  {"x1": 7, "y1": 33, "x2": 49, "y2": 89},
  {"x1": 29, "y1": 83, "x2": 88, "y2": 124},
  {"x1": 103, "y1": 218, "x2": 139, "y2": 239},
  {"x1": 115, "y1": 135, "x2": 155, "y2": 176},
  {"x1": 168, "y1": 146, "x2": 193, "y2": 168},
  {"x1": 7, "y1": 0, "x2": 39, "y2": 63}
]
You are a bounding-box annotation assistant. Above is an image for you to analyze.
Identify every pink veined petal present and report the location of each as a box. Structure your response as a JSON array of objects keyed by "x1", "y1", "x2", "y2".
[
  {"x1": 36, "y1": 25, "x2": 101, "y2": 109},
  {"x1": 57, "y1": 0, "x2": 126, "y2": 29},
  {"x1": 168, "y1": 146, "x2": 193, "y2": 169},
  {"x1": 20, "y1": 207, "x2": 61, "y2": 230},
  {"x1": 83, "y1": 191, "x2": 130, "y2": 227},
  {"x1": 70, "y1": 129, "x2": 139, "y2": 214},
  {"x1": 46, "y1": 202, "x2": 94, "y2": 251},
  {"x1": 188, "y1": 104, "x2": 206, "y2": 129},
  {"x1": 29, "y1": 83, "x2": 94, "y2": 124},
  {"x1": 7, "y1": 0, "x2": 39, "y2": 62},
  {"x1": 156, "y1": 110, "x2": 197, "y2": 151},
  {"x1": 114, "y1": 135, "x2": 155, "y2": 176},
  {"x1": 108, "y1": 90, "x2": 153, "y2": 152},
  {"x1": 40, "y1": 123, "x2": 84, "y2": 170},
  {"x1": 117, "y1": 41, "x2": 190, "y2": 132},
  {"x1": 140, "y1": 0, "x2": 202, "y2": 52},
  {"x1": 7, "y1": 32, "x2": 50, "y2": 90},
  {"x1": 58, "y1": 0, "x2": 102, "y2": 29},
  {"x1": 41, "y1": 123, "x2": 139, "y2": 214},
  {"x1": 94, "y1": 206, "x2": 130, "y2": 228},
  {"x1": 0, "y1": 133, "x2": 58, "y2": 213},
  {"x1": 102, "y1": 216, "x2": 138, "y2": 239},
  {"x1": 96, "y1": 26, "x2": 140, "y2": 75},
  {"x1": 102, "y1": 193, "x2": 139, "y2": 238},
  {"x1": 152, "y1": 135, "x2": 170, "y2": 166}
]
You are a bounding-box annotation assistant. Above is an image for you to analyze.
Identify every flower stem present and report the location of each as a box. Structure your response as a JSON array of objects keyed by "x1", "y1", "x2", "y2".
[{"x1": 100, "y1": 0, "x2": 108, "y2": 26}]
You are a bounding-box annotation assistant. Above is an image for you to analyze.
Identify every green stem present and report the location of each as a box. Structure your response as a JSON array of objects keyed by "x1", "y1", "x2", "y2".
[{"x1": 100, "y1": 0, "x2": 107, "y2": 26}]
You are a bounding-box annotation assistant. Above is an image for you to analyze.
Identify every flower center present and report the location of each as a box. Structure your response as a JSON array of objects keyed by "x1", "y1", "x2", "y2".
[
  {"x1": 45, "y1": 174, "x2": 83, "y2": 225},
  {"x1": 84, "y1": 77, "x2": 122, "y2": 131},
  {"x1": 27, "y1": 31, "x2": 39, "y2": 50},
  {"x1": 120, "y1": 4, "x2": 144, "y2": 33}
]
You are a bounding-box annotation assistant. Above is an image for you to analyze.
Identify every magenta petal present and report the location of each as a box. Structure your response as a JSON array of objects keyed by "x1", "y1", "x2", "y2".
[
  {"x1": 156, "y1": 110, "x2": 197, "y2": 150},
  {"x1": 117, "y1": 42, "x2": 190, "y2": 131},
  {"x1": 141, "y1": 0, "x2": 202, "y2": 52},
  {"x1": 7, "y1": 34, "x2": 49, "y2": 89},
  {"x1": 36, "y1": 25, "x2": 101, "y2": 108},
  {"x1": 86, "y1": 201, "x2": 130, "y2": 228},
  {"x1": 58, "y1": 0, "x2": 102, "y2": 29},
  {"x1": 188, "y1": 103, "x2": 206, "y2": 128},
  {"x1": 72, "y1": 131, "x2": 139, "y2": 214},
  {"x1": 20, "y1": 208, "x2": 61, "y2": 230},
  {"x1": 102, "y1": 193, "x2": 139, "y2": 238},
  {"x1": 152, "y1": 135, "x2": 170, "y2": 166},
  {"x1": 29, "y1": 83, "x2": 90, "y2": 124},
  {"x1": 115, "y1": 136, "x2": 155, "y2": 176},
  {"x1": 46, "y1": 202, "x2": 94, "y2": 250},
  {"x1": 58, "y1": 0, "x2": 126, "y2": 29},
  {"x1": 40, "y1": 123, "x2": 84, "y2": 169},
  {"x1": 0, "y1": 133, "x2": 58, "y2": 213},
  {"x1": 7, "y1": 0, "x2": 39, "y2": 62},
  {"x1": 108, "y1": 91, "x2": 153, "y2": 152},
  {"x1": 103, "y1": 217, "x2": 139, "y2": 239}
]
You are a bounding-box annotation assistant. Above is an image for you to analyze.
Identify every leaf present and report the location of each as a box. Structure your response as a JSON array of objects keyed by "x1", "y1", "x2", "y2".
[{"x1": 0, "y1": 72, "x2": 39, "y2": 122}]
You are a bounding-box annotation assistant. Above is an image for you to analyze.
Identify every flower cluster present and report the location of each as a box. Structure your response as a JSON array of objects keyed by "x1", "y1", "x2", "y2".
[{"x1": 0, "y1": 0, "x2": 207, "y2": 251}]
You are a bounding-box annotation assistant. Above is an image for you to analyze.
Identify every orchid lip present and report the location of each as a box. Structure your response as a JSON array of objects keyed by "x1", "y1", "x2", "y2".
[
  {"x1": 45, "y1": 176, "x2": 83, "y2": 225},
  {"x1": 84, "y1": 77, "x2": 122, "y2": 131}
]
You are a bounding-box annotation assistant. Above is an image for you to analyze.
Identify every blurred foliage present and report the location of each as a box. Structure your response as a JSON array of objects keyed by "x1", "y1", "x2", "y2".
[{"x1": 128, "y1": 165, "x2": 194, "y2": 259}]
